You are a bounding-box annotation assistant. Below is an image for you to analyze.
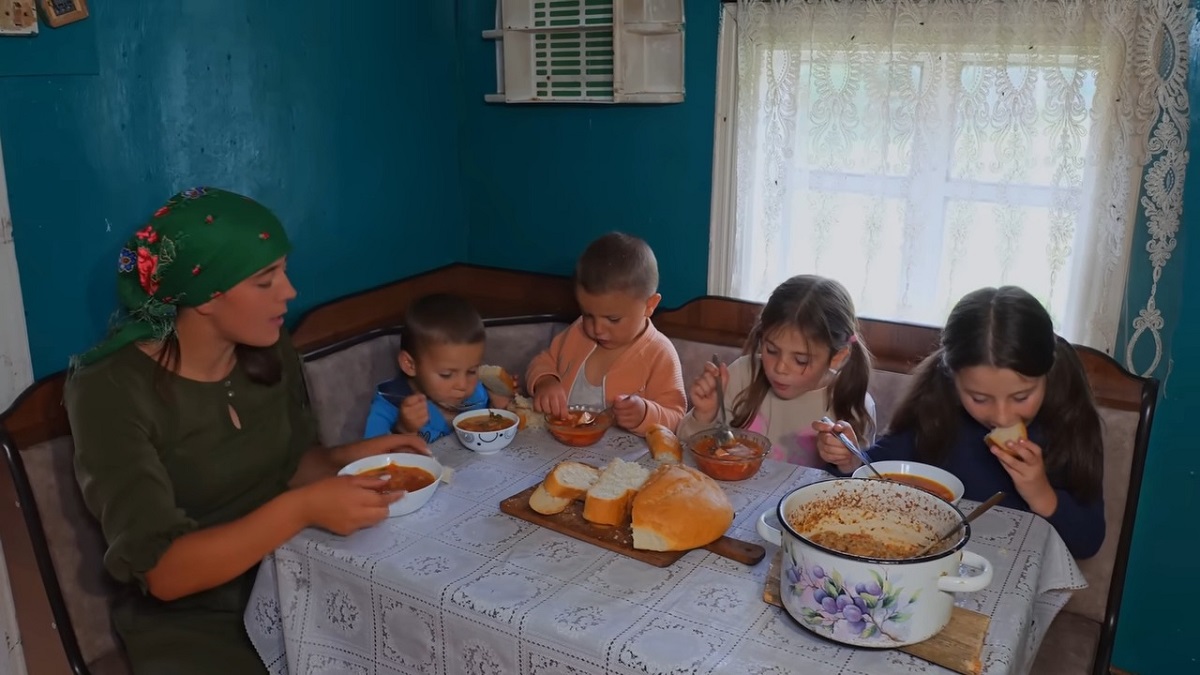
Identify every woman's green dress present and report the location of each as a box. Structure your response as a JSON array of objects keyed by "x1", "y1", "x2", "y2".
[{"x1": 65, "y1": 334, "x2": 316, "y2": 674}]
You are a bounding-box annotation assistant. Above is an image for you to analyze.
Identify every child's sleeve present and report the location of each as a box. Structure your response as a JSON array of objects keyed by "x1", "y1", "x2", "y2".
[
  {"x1": 1044, "y1": 485, "x2": 1106, "y2": 559},
  {"x1": 629, "y1": 338, "x2": 688, "y2": 436},
  {"x1": 525, "y1": 322, "x2": 573, "y2": 393},
  {"x1": 363, "y1": 392, "x2": 399, "y2": 439}
]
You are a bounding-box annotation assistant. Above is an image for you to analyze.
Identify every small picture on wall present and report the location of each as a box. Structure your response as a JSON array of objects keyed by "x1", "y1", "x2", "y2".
[
  {"x1": 38, "y1": 0, "x2": 87, "y2": 28},
  {"x1": 0, "y1": 0, "x2": 39, "y2": 35}
]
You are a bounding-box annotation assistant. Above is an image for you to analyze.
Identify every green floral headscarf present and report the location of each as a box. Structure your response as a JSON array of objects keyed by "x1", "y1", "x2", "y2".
[{"x1": 74, "y1": 187, "x2": 292, "y2": 368}]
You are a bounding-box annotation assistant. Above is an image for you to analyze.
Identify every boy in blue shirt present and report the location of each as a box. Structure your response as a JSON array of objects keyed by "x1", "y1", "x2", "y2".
[{"x1": 364, "y1": 293, "x2": 512, "y2": 442}]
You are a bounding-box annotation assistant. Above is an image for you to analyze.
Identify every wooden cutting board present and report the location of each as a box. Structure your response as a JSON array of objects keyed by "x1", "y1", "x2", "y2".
[
  {"x1": 499, "y1": 485, "x2": 765, "y2": 568},
  {"x1": 763, "y1": 550, "x2": 988, "y2": 675}
]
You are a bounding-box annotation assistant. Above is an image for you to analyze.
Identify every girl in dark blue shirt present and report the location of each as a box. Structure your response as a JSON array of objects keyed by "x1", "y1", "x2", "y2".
[{"x1": 816, "y1": 286, "x2": 1104, "y2": 559}]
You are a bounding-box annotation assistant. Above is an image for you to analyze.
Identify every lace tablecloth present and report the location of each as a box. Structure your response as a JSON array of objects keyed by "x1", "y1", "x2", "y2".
[{"x1": 245, "y1": 429, "x2": 1085, "y2": 675}]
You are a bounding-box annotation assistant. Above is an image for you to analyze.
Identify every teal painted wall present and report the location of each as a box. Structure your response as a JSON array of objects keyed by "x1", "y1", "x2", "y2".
[
  {"x1": 457, "y1": 0, "x2": 718, "y2": 307},
  {"x1": 0, "y1": 1, "x2": 466, "y2": 377}
]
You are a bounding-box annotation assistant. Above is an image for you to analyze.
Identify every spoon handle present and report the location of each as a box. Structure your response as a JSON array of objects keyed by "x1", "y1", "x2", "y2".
[
  {"x1": 819, "y1": 416, "x2": 881, "y2": 478},
  {"x1": 711, "y1": 354, "x2": 729, "y2": 425}
]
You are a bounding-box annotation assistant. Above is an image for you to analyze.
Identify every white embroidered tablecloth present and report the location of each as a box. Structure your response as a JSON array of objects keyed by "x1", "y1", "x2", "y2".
[{"x1": 245, "y1": 429, "x2": 1085, "y2": 675}]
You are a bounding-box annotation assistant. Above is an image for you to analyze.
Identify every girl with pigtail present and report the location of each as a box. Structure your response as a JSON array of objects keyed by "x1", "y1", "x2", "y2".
[{"x1": 678, "y1": 275, "x2": 876, "y2": 468}]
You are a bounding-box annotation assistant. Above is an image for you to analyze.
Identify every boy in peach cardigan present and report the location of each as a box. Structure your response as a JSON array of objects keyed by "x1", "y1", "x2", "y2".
[{"x1": 526, "y1": 232, "x2": 687, "y2": 436}]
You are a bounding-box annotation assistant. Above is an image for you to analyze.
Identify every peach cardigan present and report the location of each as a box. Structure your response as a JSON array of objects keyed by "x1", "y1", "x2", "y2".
[{"x1": 525, "y1": 318, "x2": 687, "y2": 436}]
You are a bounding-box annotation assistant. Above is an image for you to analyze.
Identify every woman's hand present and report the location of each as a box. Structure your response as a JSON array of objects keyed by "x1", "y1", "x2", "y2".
[
  {"x1": 689, "y1": 361, "x2": 728, "y2": 424},
  {"x1": 812, "y1": 419, "x2": 862, "y2": 474},
  {"x1": 399, "y1": 394, "x2": 430, "y2": 433},
  {"x1": 533, "y1": 378, "x2": 568, "y2": 420},
  {"x1": 300, "y1": 475, "x2": 403, "y2": 536},
  {"x1": 990, "y1": 438, "x2": 1058, "y2": 517},
  {"x1": 611, "y1": 394, "x2": 648, "y2": 430}
]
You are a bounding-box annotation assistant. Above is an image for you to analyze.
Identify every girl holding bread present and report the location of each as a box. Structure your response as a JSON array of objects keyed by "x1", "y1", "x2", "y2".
[
  {"x1": 678, "y1": 275, "x2": 876, "y2": 468},
  {"x1": 815, "y1": 286, "x2": 1105, "y2": 559}
]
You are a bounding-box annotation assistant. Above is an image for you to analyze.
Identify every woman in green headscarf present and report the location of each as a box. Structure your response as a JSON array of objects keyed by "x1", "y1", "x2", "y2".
[{"x1": 65, "y1": 188, "x2": 428, "y2": 674}]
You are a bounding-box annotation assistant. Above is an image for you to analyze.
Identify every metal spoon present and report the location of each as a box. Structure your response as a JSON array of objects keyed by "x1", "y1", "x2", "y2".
[
  {"x1": 711, "y1": 354, "x2": 736, "y2": 448},
  {"x1": 914, "y1": 491, "x2": 1006, "y2": 556},
  {"x1": 819, "y1": 416, "x2": 882, "y2": 479}
]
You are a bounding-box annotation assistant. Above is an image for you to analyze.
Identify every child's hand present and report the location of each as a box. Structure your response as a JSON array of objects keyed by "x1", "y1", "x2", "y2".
[
  {"x1": 489, "y1": 392, "x2": 513, "y2": 411},
  {"x1": 612, "y1": 394, "x2": 648, "y2": 430},
  {"x1": 689, "y1": 361, "x2": 728, "y2": 424},
  {"x1": 812, "y1": 419, "x2": 862, "y2": 474},
  {"x1": 990, "y1": 438, "x2": 1058, "y2": 517},
  {"x1": 533, "y1": 378, "x2": 568, "y2": 420},
  {"x1": 398, "y1": 394, "x2": 430, "y2": 433}
]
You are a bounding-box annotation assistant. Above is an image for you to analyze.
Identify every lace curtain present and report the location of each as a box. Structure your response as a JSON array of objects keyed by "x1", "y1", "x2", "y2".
[{"x1": 715, "y1": 0, "x2": 1191, "y2": 372}]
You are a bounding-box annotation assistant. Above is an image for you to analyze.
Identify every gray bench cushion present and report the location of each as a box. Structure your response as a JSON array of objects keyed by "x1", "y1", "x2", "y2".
[
  {"x1": 22, "y1": 436, "x2": 128, "y2": 673},
  {"x1": 302, "y1": 323, "x2": 569, "y2": 448}
]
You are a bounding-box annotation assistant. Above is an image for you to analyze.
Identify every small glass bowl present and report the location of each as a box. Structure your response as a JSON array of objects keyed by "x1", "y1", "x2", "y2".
[{"x1": 544, "y1": 405, "x2": 613, "y2": 447}]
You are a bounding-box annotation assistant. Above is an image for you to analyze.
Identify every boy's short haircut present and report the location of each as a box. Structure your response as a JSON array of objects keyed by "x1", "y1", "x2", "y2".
[
  {"x1": 400, "y1": 293, "x2": 486, "y2": 358},
  {"x1": 575, "y1": 232, "x2": 659, "y2": 299}
]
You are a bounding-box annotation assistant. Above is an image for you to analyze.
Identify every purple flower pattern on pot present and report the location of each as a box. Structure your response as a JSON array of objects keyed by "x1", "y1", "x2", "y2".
[{"x1": 785, "y1": 553, "x2": 918, "y2": 644}]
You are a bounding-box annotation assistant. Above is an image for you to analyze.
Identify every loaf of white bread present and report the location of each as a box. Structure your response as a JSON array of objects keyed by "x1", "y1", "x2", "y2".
[
  {"x1": 631, "y1": 464, "x2": 734, "y2": 551},
  {"x1": 646, "y1": 424, "x2": 682, "y2": 463},
  {"x1": 527, "y1": 458, "x2": 734, "y2": 551}
]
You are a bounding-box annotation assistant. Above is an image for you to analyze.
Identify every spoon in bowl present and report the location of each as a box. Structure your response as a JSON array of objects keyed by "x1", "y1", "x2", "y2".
[
  {"x1": 711, "y1": 354, "x2": 736, "y2": 448},
  {"x1": 913, "y1": 491, "x2": 1006, "y2": 556},
  {"x1": 818, "y1": 416, "x2": 882, "y2": 479}
]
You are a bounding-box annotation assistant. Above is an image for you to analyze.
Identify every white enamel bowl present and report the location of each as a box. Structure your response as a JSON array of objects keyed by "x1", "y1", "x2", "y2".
[
  {"x1": 852, "y1": 460, "x2": 965, "y2": 504},
  {"x1": 338, "y1": 453, "x2": 445, "y2": 517}
]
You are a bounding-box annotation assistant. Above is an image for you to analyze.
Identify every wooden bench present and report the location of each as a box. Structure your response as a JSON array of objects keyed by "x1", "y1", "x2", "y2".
[{"x1": 0, "y1": 264, "x2": 1156, "y2": 675}]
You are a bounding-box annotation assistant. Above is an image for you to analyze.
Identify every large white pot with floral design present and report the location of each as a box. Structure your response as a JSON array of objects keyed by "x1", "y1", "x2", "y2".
[{"x1": 757, "y1": 478, "x2": 992, "y2": 647}]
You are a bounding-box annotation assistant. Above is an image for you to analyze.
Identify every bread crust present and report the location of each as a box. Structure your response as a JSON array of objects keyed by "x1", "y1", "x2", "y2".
[
  {"x1": 479, "y1": 365, "x2": 517, "y2": 396},
  {"x1": 631, "y1": 464, "x2": 733, "y2": 551},
  {"x1": 646, "y1": 424, "x2": 682, "y2": 464}
]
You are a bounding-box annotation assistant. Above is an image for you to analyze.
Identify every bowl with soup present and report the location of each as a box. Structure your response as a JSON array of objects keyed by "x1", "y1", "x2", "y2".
[
  {"x1": 544, "y1": 405, "x2": 613, "y2": 447},
  {"x1": 756, "y1": 478, "x2": 993, "y2": 648},
  {"x1": 338, "y1": 453, "x2": 446, "y2": 517},
  {"x1": 684, "y1": 428, "x2": 771, "y2": 481},
  {"x1": 452, "y1": 408, "x2": 520, "y2": 454},
  {"x1": 852, "y1": 460, "x2": 964, "y2": 504}
]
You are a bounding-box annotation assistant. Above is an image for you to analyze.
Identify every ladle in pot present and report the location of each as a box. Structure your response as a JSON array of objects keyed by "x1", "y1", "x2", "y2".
[{"x1": 913, "y1": 491, "x2": 1005, "y2": 556}]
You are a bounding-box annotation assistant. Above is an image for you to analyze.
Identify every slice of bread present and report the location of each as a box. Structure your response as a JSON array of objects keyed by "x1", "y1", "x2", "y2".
[
  {"x1": 984, "y1": 422, "x2": 1028, "y2": 455},
  {"x1": 646, "y1": 424, "x2": 682, "y2": 464},
  {"x1": 479, "y1": 365, "x2": 517, "y2": 396},
  {"x1": 582, "y1": 458, "x2": 651, "y2": 527},
  {"x1": 528, "y1": 461, "x2": 601, "y2": 515}
]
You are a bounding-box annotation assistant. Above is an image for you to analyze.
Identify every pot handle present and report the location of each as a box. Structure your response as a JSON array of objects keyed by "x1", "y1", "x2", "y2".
[
  {"x1": 936, "y1": 550, "x2": 993, "y2": 593},
  {"x1": 756, "y1": 511, "x2": 782, "y2": 546}
]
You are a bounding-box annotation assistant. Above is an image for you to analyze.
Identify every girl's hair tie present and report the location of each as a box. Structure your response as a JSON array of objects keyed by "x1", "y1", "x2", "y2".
[{"x1": 848, "y1": 334, "x2": 858, "y2": 345}]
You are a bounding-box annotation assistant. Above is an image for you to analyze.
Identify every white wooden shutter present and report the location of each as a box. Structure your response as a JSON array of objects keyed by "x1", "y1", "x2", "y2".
[{"x1": 486, "y1": 0, "x2": 684, "y2": 104}]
